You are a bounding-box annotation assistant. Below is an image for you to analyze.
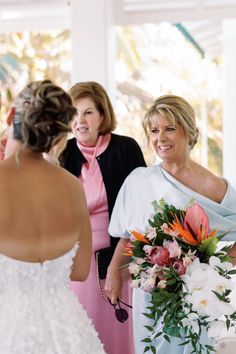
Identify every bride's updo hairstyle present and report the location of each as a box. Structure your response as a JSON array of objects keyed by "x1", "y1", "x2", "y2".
[{"x1": 13, "y1": 80, "x2": 77, "y2": 153}]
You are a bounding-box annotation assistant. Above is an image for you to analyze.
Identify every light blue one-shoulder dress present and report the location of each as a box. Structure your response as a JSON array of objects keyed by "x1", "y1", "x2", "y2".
[{"x1": 109, "y1": 164, "x2": 236, "y2": 354}]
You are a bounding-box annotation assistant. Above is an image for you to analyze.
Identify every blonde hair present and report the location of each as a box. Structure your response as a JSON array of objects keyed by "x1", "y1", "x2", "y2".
[
  {"x1": 142, "y1": 95, "x2": 199, "y2": 149},
  {"x1": 69, "y1": 81, "x2": 117, "y2": 134}
]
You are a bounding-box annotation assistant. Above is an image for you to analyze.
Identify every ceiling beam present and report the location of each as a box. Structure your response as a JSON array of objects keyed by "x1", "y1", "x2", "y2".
[
  {"x1": 0, "y1": 2, "x2": 69, "y2": 33},
  {"x1": 114, "y1": 2, "x2": 236, "y2": 25}
]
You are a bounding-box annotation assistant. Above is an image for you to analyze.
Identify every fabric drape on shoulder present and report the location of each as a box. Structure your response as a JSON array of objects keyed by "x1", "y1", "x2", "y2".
[{"x1": 109, "y1": 164, "x2": 236, "y2": 242}]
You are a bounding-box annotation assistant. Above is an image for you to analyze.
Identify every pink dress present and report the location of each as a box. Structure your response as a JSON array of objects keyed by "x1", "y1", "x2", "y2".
[{"x1": 70, "y1": 135, "x2": 134, "y2": 354}]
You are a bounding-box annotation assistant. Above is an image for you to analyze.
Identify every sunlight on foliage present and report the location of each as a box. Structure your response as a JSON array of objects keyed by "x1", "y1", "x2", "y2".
[
  {"x1": 0, "y1": 29, "x2": 71, "y2": 130},
  {"x1": 0, "y1": 23, "x2": 222, "y2": 173}
]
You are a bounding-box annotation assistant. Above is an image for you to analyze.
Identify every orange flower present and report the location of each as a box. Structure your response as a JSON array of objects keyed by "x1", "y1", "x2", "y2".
[
  {"x1": 170, "y1": 215, "x2": 198, "y2": 245},
  {"x1": 130, "y1": 230, "x2": 149, "y2": 244}
]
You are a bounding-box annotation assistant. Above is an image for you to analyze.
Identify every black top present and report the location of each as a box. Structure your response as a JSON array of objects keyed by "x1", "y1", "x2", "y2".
[{"x1": 60, "y1": 133, "x2": 146, "y2": 247}]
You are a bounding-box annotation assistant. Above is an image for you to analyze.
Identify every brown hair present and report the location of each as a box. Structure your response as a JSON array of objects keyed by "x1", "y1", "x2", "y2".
[
  {"x1": 13, "y1": 80, "x2": 77, "y2": 153},
  {"x1": 69, "y1": 81, "x2": 117, "y2": 134},
  {"x1": 142, "y1": 94, "x2": 199, "y2": 149}
]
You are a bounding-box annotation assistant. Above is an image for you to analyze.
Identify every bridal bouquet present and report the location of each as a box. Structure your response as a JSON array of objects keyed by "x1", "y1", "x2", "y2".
[{"x1": 125, "y1": 199, "x2": 236, "y2": 354}]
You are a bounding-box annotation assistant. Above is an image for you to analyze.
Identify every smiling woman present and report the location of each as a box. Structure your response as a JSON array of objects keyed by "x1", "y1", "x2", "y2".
[
  {"x1": 107, "y1": 94, "x2": 236, "y2": 354},
  {"x1": 149, "y1": 114, "x2": 188, "y2": 163},
  {"x1": 60, "y1": 81, "x2": 146, "y2": 354}
]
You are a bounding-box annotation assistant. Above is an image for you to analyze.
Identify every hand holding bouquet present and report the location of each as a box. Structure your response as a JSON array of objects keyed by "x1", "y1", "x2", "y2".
[{"x1": 125, "y1": 199, "x2": 236, "y2": 354}]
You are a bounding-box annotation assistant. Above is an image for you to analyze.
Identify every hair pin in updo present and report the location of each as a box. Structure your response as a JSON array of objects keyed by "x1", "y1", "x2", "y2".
[{"x1": 14, "y1": 111, "x2": 23, "y2": 125}]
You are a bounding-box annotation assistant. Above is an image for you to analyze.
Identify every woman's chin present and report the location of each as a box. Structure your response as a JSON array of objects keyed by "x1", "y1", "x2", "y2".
[
  {"x1": 76, "y1": 136, "x2": 97, "y2": 147},
  {"x1": 157, "y1": 152, "x2": 173, "y2": 161}
]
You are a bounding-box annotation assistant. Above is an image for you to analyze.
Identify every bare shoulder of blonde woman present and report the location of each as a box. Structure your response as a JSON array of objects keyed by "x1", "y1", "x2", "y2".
[
  {"x1": 62, "y1": 170, "x2": 92, "y2": 282},
  {"x1": 195, "y1": 163, "x2": 227, "y2": 203}
]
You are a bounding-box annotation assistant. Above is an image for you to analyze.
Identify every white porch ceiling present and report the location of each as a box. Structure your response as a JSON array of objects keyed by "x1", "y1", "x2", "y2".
[
  {"x1": 117, "y1": 0, "x2": 236, "y2": 60},
  {"x1": 1, "y1": 0, "x2": 236, "y2": 59},
  {"x1": 0, "y1": 0, "x2": 69, "y2": 32}
]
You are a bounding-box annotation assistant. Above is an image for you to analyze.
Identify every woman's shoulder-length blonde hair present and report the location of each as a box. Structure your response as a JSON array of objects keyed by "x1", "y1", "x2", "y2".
[
  {"x1": 142, "y1": 94, "x2": 199, "y2": 149},
  {"x1": 69, "y1": 81, "x2": 117, "y2": 134}
]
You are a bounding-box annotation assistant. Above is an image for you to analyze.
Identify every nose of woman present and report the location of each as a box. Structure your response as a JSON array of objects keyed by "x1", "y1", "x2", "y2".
[
  {"x1": 75, "y1": 110, "x2": 85, "y2": 123},
  {"x1": 157, "y1": 130, "x2": 167, "y2": 142}
]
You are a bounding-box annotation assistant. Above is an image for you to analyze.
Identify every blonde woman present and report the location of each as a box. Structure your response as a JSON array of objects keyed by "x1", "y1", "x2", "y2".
[{"x1": 107, "y1": 95, "x2": 236, "y2": 353}]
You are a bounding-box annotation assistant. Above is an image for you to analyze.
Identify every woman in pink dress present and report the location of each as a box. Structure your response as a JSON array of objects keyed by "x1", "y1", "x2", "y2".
[{"x1": 60, "y1": 81, "x2": 146, "y2": 354}]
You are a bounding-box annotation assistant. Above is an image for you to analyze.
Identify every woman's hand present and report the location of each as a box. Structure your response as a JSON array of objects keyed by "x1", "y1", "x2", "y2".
[
  {"x1": 105, "y1": 267, "x2": 122, "y2": 304},
  {"x1": 104, "y1": 238, "x2": 130, "y2": 304}
]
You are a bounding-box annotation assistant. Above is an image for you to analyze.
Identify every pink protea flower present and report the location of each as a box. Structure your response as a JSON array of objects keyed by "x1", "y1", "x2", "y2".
[
  {"x1": 149, "y1": 246, "x2": 170, "y2": 266},
  {"x1": 172, "y1": 259, "x2": 186, "y2": 276}
]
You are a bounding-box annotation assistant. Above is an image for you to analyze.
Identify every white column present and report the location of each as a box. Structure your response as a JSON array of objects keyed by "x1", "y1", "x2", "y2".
[
  {"x1": 69, "y1": 0, "x2": 116, "y2": 97},
  {"x1": 222, "y1": 19, "x2": 236, "y2": 188}
]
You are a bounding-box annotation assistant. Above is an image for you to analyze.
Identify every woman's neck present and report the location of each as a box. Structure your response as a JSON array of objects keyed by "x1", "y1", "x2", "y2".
[
  {"x1": 161, "y1": 157, "x2": 194, "y2": 176},
  {"x1": 11, "y1": 147, "x2": 45, "y2": 166}
]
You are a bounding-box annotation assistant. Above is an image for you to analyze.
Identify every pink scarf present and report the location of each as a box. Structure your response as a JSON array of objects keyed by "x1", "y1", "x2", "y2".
[{"x1": 77, "y1": 134, "x2": 111, "y2": 213}]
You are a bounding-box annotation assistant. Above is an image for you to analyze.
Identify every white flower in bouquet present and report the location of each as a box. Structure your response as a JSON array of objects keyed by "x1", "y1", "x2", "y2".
[
  {"x1": 209, "y1": 255, "x2": 233, "y2": 271},
  {"x1": 141, "y1": 276, "x2": 156, "y2": 292},
  {"x1": 208, "y1": 320, "x2": 228, "y2": 338},
  {"x1": 183, "y1": 257, "x2": 235, "y2": 322},
  {"x1": 128, "y1": 262, "x2": 141, "y2": 276},
  {"x1": 157, "y1": 279, "x2": 167, "y2": 289},
  {"x1": 189, "y1": 288, "x2": 233, "y2": 320},
  {"x1": 206, "y1": 269, "x2": 234, "y2": 295}
]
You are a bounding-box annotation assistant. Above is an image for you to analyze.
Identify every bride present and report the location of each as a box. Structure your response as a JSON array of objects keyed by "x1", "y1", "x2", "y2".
[{"x1": 0, "y1": 80, "x2": 106, "y2": 354}]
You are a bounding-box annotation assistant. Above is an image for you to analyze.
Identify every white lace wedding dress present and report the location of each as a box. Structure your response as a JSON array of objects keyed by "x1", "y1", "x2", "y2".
[{"x1": 0, "y1": 243, "x2": 106, "y2": 354}]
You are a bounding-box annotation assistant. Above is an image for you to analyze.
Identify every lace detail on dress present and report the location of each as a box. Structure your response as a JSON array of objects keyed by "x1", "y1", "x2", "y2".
[{"x1": 0, "y1": 243, "x2": 106, "y2": 354}]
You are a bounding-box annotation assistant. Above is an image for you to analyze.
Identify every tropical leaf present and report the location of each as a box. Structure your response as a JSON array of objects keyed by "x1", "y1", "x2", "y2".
[{"x1": 198, "y1": 236, "x2": 218, "y2": 256}]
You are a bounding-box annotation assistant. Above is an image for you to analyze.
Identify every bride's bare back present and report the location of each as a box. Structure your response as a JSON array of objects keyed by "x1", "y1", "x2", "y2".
[{"x1": 0, "y1": 80, "x2": 92, "y2": 281}]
